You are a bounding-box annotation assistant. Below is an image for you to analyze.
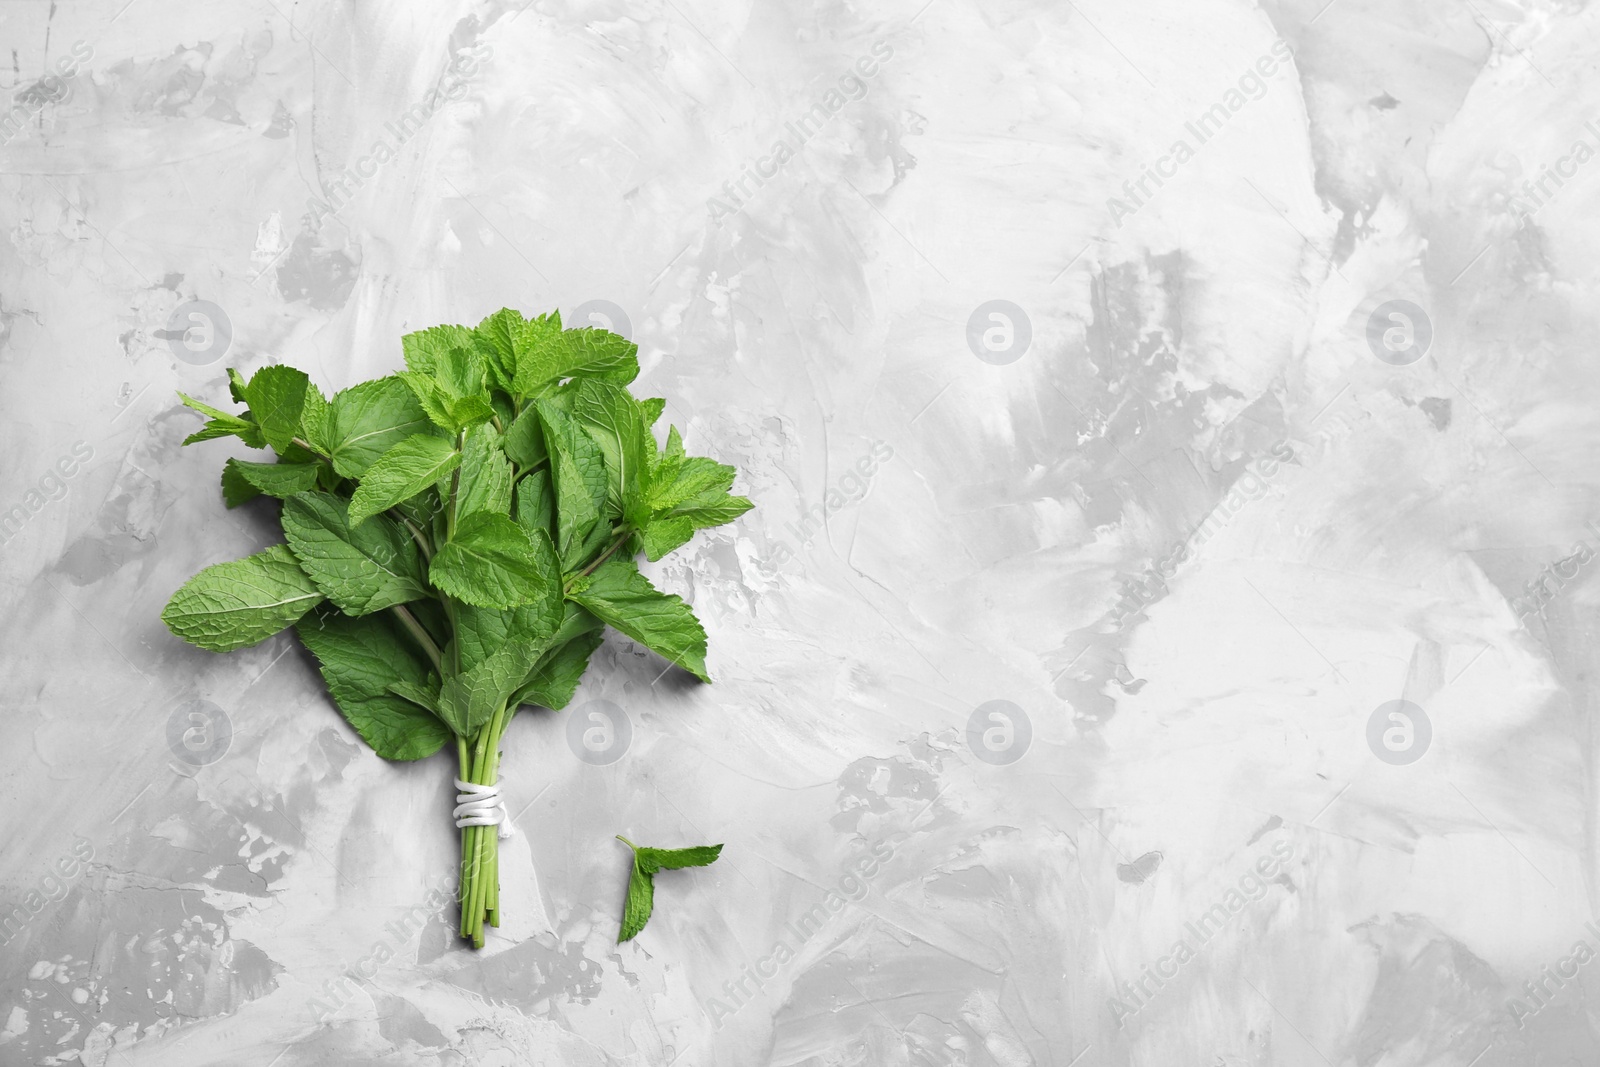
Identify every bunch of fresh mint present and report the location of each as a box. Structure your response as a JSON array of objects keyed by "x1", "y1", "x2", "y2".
[{"x1": 161, "y1": 308, "x2": 747, "y2": 946}]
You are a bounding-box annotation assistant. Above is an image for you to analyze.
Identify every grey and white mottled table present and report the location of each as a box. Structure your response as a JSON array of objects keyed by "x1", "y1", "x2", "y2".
[{"x1": 2, "y1": 0, "x2": 1597, "y2": 1064}]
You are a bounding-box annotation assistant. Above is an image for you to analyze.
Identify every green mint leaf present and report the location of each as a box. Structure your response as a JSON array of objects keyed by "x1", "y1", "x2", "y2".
[
  {"x1": 280, "y1": 491, "x2": 428, "y2": 615},
  {"x1": 161, "y1": 544, "x2": 324, "y2": 652},
  {"x1": 639, "y1": 516, "x2": 694, "y2": 562},
  {"x1": 671, "y1": 496, "x2": 754, "y2": 527},
  {"x1": 637, "y1": 844, "x2": 723, "y2": 871},
  {"x1": 399, "y1": 368, "x2": 495, "y2": 434},
  {"x1": 178, "y1": 392, "x2": 264, "y2": 448},
  {"x1": 318, "y1": 377, "x2": 434, "y2": 478},
  {"x1": 227, "y1": 367, "x2": 249, "y2": 404},
  {"x1": 294, "y1": 611, "x2": 450, "y2": 760},
  {"x1": 454, "y1": 593, "x2": 564, "y2": 674},
  {"x1": 567, "y1": 557, "x2": 710, "y2": 682},
  {"x1": 571, "y1": 379, "x2": 650, "y2": 521},
  {"x1": 240, "y1": 364, "x2": 311, "y2": 453},
  {"x1": 510, "y1": 629, "x2": 603, "y2": 711},
  {"x1": 348, "y1": 434, "x2": 461, "y2": 527},
  {"x1": 512, "y1": 320, "x2": 637, "y2": 399},
  {"x1": 536, "y1": 398, "x2": 609, "y2": 567},
  {"x1": 401, "y1": 323, "x2": 474, "y2": 375},
  {"x1": 513, "y1": 469, "x2": 556, "y2": 542},
  {"x1": 614, "y1": 836, "x2": 721, "y2": 941},
  {"x1": 618, "y1": 856, "x2": 654, "y2": 942},
  {"x1": 300, "y1": 381, "x2": 330, "y2": 447},
  {"x1": 640, "y1": 397, "x2": 666, "y2": 426},
  {"x1": 428, "y1": 512, "x2": 559, "y2": 610},
  {"x1": 455, "y1": 424, "x2": 513, "y2": 520},
  {"x1": 473, "y1": 307, "x2": 523, "y2": 394},
  {"x1": 437, "y1": 638, "x2": 541, "y2": 736},
  {"x1": 507, "y1": 312, "x2": 567, "y2": 399},
  {"x1": 502, "y1": 405, "x2": 548, "y2": 469},
  {"x1": 220, "y1": 460, "x2": 261, "y2": 508},
  {"x1": 223, "y1": 459, "x2": 321, "y2": 502},
  {"x1": 650, "y1": 453, "x2": 738, "y2": 514}
]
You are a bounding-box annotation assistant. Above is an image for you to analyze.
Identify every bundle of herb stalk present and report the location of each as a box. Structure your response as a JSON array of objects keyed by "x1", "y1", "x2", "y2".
[{"x1": 161, "y1": 308, "x2": 749, "y2": 946}]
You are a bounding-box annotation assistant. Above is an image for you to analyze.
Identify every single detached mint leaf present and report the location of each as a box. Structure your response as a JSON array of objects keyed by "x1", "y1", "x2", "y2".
[
  {"x1": 615, "y1": 836, "x2": 721, "y2": 942},
  {"x1": 568, "y1": 557, "x2": 710, "y2": 682},
  {"x1": 429, "y1": 512, "x2": 559, "y2": 610},
  {"x1": 295, "y1": 611, "x2": 450, "y2": 760},
  {"x1": 281, "y1": 491, "x2": 428, "y2": 615},
  {"x1": 348, "y1": 434, "x2": 462, "y2": 527},
  {"x1": 161, "y1": 544, "x2": 324, "y2": 652},
  {"x1": 317, "y1": 376, "x2": 435, "y2": 478},
  {"x1": 241, "y1": 364, "x2": 311, "y2": 453}
]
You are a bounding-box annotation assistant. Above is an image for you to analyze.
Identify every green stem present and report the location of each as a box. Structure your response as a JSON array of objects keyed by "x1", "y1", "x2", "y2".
[
  {"x1": 565, "y1": 530, "x2": 631, "y2": 594},
  {"x1": 391, "y1": 510, "x2": 433, "y2": 560},
  {"x1": 390, "y1": 605, "x2": 442, "y2": 671}
]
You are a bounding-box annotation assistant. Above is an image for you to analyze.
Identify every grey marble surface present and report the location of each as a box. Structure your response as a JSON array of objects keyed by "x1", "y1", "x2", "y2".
[{"x1": 3, "y1": 1, "x2": 1597, "y2": 1064}]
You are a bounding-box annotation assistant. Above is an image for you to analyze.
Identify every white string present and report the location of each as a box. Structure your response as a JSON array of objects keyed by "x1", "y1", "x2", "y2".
[{"x1": 454, "y1": 778, "x2": 516, "y2": 839}]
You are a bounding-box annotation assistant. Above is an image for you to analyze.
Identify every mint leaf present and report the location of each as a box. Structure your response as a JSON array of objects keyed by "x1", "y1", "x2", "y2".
[
  {"x1": 240, "y1": 364, "x2": 310, "y2": 453},
  {"x1": 220, "y1": 461, "x2": 261, "y2": 508},
  {"x1": 429, "y1": 512, "x2": 559, "y2": 610},
  {"x1": 317, "y1": 377, "x2": 435, "y2": 478},
  {"x1": 571, "y1": 379, "x2": 650, "y2": 522},
  {"x1": 402, "y1": 323, "x2": 474, "y2": 375},
  {"x1": 300, "y1": 381, "x2": 330, "y2": 447},
  {"x1": 536, "y1": 399, "x2": 609, "y2": 567},
  {"x1": 510, "y1": 629, "x2": 602, "y2": 710},
  {"x1": 437, "y1": 638, "x2": 541, "y2": 736},
  {"x1": 637, "y1": 844, "x2": 723, "y2": 871},
  {"x1": 455, "y1": 424, "x2": 513, "y2": 519},
  {"x1": 179, "y1": 392, "x2": 263, "y2": 448},
  {"x1": 639, "y1": 516, "x2": 693, "y2": 562},
  {"x1": 513, "y1": 469, "x2": 556, "y2": 542},
  {"x1": 454, "y1": 593, "x2": 564, "y2": 673},
  {"x1": 162, "y1": 544, "x2": 324, "y2": 652},
  {"x1": 294, "y1": 611, "x2": 450, "y2": 760},
  {"x1": 400, "y1": 345, "x2": 495, "y2": 433},
  {"x1": 349, "y1": 434, "x2": 461, "y2": 527},
  {"x1": 473, "y1": 307, "x2": 523, "y2": 394},
  {"x1": 640, "y1": 397, "x2": 666, "y2": 426},
  {"x1": 281, "y1": 491, "x2": 428, "y2": 615},
  {"x1": 223, "y1": 459, "x2": 321, "y2": 502},
  {"x1": 615, "y1": 836, "x2": 721, "y2": 942},
  {"x1": 567, "y1": 558, "x2": 709, "y2": 682},
  {"x1": 515, "y1": 328, "x2": 638, "y2": 397},
  {"x1": 618, "y1": 855, "x2": 654, "y2": 943},
  {"x1": 502, "y1": 404, "x2": 548, "y2": 469}
]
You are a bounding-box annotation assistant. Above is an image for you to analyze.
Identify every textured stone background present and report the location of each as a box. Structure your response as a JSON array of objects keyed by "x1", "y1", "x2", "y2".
[{"x1": 3, "y1": 0, "x2": 1599, "y2": 1064}]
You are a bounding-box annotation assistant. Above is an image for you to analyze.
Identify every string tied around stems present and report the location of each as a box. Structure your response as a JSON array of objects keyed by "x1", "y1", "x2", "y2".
[{"x1": 454, "y1": 778, "x2": 516, "y2": 840}]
